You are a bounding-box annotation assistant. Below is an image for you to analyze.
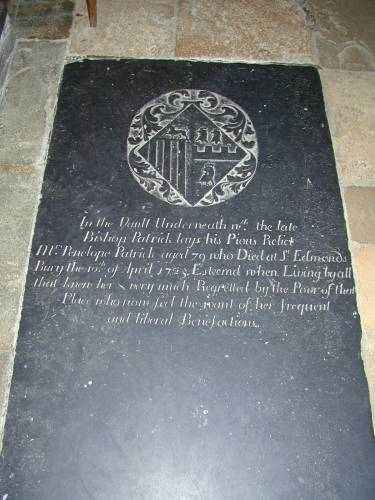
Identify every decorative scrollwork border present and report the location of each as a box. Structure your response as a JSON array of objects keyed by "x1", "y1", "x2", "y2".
[{"x1": 127, "y1": 89, "x2": 258, "y2": 207}]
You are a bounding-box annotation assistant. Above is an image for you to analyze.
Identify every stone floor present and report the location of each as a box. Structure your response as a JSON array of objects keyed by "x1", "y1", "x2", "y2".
[{"x1": 0, "y1": 0, "x2": 374, "y2": 445}]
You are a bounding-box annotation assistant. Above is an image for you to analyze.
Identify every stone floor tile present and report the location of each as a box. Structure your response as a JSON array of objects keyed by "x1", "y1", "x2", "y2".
[
  {"x1": 175, "y1": 0, "x2": 315, "y2": 63},
  {"x1": 344, "y1": 188, "x2": 375, "y2": 244},
  {"x1": 70, "y1": 0, "x2": 177, "y2": 58},
  {"x1": 0, "y1": 40, "x2": 66, "y2": 168},
  {"x1": 0, "y1": 351, "x2": 14, "y2": 443},
  {"x1": 361, "y1": 331, "x2": 375, "y2": 424},
  {"x1": 8, "y1": 0, "x2": 75, "y2": 39},
  {"x1": 321, "y1": 70, "x2": 375, "y2": 187},
  {"x1": 351, "y1": 244, "x2": 375, "y2": 333},
  {"x1": 304, "y1": 0, "x2": 375, "y2": 71},
  {"x1": 0, "y1": 167, "x2": 41, "y2": 351}
]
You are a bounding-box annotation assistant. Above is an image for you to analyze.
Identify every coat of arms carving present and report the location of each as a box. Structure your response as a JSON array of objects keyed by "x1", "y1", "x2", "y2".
[{"x1": 127, "y1": 89, "x2": 258, "y2": 207}]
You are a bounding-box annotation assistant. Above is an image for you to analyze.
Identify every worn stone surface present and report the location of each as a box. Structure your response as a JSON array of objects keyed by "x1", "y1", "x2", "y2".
[
  {"x1": 352, "y1": 244, "x2": 375, "y2": 333},
  {"x1": 0, "y1": 40, "x2": 66, "y2": 168},
  {"x1": 362, "y1": 331, "x2": 375, "y2": 425},
  {"x1": 0, "y1": 2, "x2": 7, "y2": 37},
  {"x1": 321, "y1": 70, "x2": 375, "y2": 187},
  {"x1": 70, "y1": 0, "x2": 177, "y2": 58},
  {"x1": 175, "y1": 0, "x2": 315, "y2": 63},
  {"x1": 0, "y1": 167, "x2": 41, "y2": 351},
  {"x1": 344, "y1": 188, "x2": 375, "y2": 244},
  {"x1": 0, "y1": 167, "x2": 40, "y2": 450},
  {"x1": 0, "y1": 0, "x2": 374, "y2": 486},
  {"x1": 0, "y1": 351, "x2": 14, "y2": 445},
  {"x1": 8, "y1": 0, "x2": 75, "y2": 39},
  {"x1": 302, "y1": 0, "x2": 375, "y2": 71},
  {"x1": 0, "y1": 20, "x2": 16, "y2": 104},
  {"x1": 1, "y1": 59, "x2": 374, "y2": 498}
]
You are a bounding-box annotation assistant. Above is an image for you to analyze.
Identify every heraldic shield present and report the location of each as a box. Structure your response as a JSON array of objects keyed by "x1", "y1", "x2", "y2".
[{"x1": 127, "y1": 89, "x2": 258, "y2": 207}]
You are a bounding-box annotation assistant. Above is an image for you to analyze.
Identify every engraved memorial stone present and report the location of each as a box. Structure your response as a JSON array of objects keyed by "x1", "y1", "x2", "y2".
[
  {"x1": 1, "y1": 60, "x2": 374, "y2": 499},
  {"x1": 128, "y1": 89, "x2": 257, "y2": 206}
]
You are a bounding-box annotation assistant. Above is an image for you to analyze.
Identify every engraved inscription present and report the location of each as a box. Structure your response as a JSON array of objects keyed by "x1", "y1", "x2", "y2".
[{"x1": 31, "y1": 211, "x2": 356, "y2": 341}]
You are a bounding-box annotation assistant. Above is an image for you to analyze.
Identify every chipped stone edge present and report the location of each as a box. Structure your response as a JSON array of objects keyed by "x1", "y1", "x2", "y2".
[
  {"x1": 320, "y1": 69, "x2": 375, "y2": 430},
  {"x1": 66, "y1": 52, "x2": 318, "y2": 66},
  {"x1": 339, "y1": 216, "x2": 375, "y2": 428},
  {"x1": 362, "y1": 329, "x2": 375, "y2": 424},
  {"x1": 0, "y1": 17, "x2": 17, "y2": 106},
  {"x1": 0, "y1": 40, "x2": 69, "y2": 451},
  {"x1": 320, "y1": 70, "x2": 373, "y2": 356}
]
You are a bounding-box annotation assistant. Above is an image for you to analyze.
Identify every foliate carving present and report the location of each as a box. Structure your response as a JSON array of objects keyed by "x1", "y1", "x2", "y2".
[{"x1": 127, "y1": 89, "x2": 258, "y2": 207}]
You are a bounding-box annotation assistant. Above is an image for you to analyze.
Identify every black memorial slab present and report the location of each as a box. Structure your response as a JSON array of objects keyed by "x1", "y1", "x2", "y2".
[{"x1": 1, "y1": 60, "x2": 375, "y2": 499}]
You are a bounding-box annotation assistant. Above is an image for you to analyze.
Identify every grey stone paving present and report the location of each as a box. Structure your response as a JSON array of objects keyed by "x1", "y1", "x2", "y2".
[{"x1": 0, "y1": 40, "x2": 67, "y2": 168}]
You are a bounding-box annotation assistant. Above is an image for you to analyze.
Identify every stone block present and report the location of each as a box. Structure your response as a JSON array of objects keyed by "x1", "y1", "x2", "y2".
[
  {"x1": 306, "y1": 0, "x2": 375, "y2": 70},
  {"x1": 175, "y1": 0, "x2": 315, "y2": 63},
  {"x1": 8, "y1": 0, "x2": 75, "y2": 39},
  {"x1": 321, "y1": 70, "x2": 375, "y2": 187},
  {"x1": 0, "y1": 167, "x2": 41, "y2": 351},
  {"x1": 0, "y1": 351, "x2": 14, "y2": 446},
  {"x1": 352, "y1": 244, "x2": 375, "y2": 333},
  {"x1": 70, "y1": 0, "x2": 177, "y2": 58},
  {"x1": 344, "y1": 188, "x2": 375, "y2": 244},
  {"x1": 0, "y1": 40, "x2": 66, "y2": 168}
]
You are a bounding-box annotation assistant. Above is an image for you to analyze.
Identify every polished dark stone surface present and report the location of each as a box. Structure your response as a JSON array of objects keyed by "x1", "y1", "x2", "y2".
[{"x1": 1, "y1": 60, "x2": 374, "y2": 499}]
